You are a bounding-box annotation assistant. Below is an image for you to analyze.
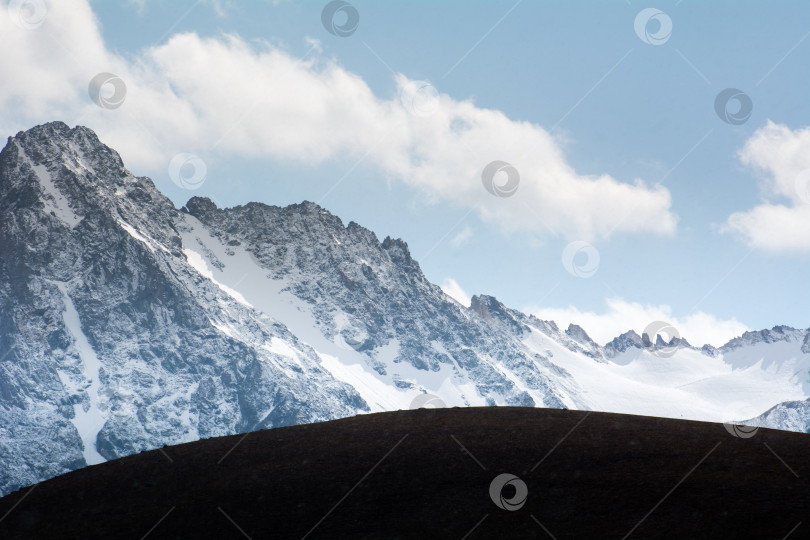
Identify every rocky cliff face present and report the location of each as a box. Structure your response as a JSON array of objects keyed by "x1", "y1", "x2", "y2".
[
  {"x1": 0, "y1": 123, "x2": 367, "y2": 494},
  {"x1": 1, "y1": 122, "x2": 808, "y2": 496}
]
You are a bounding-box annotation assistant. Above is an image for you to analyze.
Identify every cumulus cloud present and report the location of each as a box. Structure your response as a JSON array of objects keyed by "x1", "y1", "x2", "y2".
[
  {"x1": 722, "y1": 122, "x2": 810, "y2": 252},
  {"x1": 0, "y1": 0, "x2": 678, "y2": 241},
  {"x1": 528, "y1": 297, "x2": 749, "y2": 347},
  {"x1": 440, "y1": 278, "x2": 471, "y2": 307}
]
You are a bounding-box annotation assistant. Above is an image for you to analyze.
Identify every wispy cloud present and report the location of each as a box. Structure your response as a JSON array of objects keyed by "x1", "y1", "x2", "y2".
[{"x1": 451, "y1": 226, "x2": 473, "y2": 248}]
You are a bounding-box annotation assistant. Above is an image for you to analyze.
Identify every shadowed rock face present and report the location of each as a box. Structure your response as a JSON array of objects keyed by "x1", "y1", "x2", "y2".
[{"x1": 0, "y1": 407, "x2": 808, "y2": 539}]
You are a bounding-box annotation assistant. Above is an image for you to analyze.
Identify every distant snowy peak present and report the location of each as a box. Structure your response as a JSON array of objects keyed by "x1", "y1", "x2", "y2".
[
  {"x1": 722, "y1": 326, "x2": 808, "y2": 352},
  {"x1": 604, "y1": 330, "x2": 644, "y2": 358},
  {"x1": 608, "y1": 329, "x2": 693, "y2": 357},
  {"x1": 601, "y1": 325, "x2": 810, "y2": 358},
  {"x1": 564, "y1": 324, "x2": 603, "y2": 359}
]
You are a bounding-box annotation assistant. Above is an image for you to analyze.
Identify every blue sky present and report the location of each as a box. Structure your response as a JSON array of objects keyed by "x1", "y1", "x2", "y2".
[{"x1": 2, "y1": 0, "x2": 809, "y2": 345}]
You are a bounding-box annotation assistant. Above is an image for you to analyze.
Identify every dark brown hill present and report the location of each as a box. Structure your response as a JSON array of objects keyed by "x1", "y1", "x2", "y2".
[{"x1": 1, "y1": 407, "x2": 807, "y2": 539}]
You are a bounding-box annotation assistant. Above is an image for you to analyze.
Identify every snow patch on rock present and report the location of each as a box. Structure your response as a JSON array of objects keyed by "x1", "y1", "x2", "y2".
[{"x1": 54, "y1": 282, "x2": 107, "y2": 465}]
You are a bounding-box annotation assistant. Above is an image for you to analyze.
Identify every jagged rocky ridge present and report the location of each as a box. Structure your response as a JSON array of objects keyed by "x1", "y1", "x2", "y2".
[{"x1": 0, "y1": 122, "x2": 808, "y2": 496}]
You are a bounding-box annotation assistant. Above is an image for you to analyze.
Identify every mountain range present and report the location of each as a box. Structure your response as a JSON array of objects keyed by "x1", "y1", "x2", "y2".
[{"x1": 1, "y1": 121, "x2": 808, "y2": 496}]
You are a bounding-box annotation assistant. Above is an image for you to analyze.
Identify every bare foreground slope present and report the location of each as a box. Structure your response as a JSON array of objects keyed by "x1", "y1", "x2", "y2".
[{"x1": 1, "y1": 407, "x2": 807, "y2": 539}]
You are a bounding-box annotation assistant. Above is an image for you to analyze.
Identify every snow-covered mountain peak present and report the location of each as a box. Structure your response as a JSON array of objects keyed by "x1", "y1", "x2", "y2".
[
  {"x1": 7, "y1": 121, "x2": 128, "y2": 189},
  {"x1": 1, "y1": 122, "x2": 178, "y2": 250},
  {"x1": 0, "y1": 123, "x2": 370, "y2": 495}
]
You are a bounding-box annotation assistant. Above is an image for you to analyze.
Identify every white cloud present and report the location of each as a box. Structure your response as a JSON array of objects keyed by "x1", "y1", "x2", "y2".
[
  {"x1": 0, "y1": 0, "x2": 677, "y2": 241},
  {"x1": 722, "y1": 121, "x2": 810, "y2": 252},
  {"x1": 451, "y1": 226, "x2": 473, "y2": 248},
  {"x1": 440, "y1": 278, "x2": 471, "y2": 307},
  {"x1": 528, "y1": 297, "x2": 749, "y2": 347}
]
